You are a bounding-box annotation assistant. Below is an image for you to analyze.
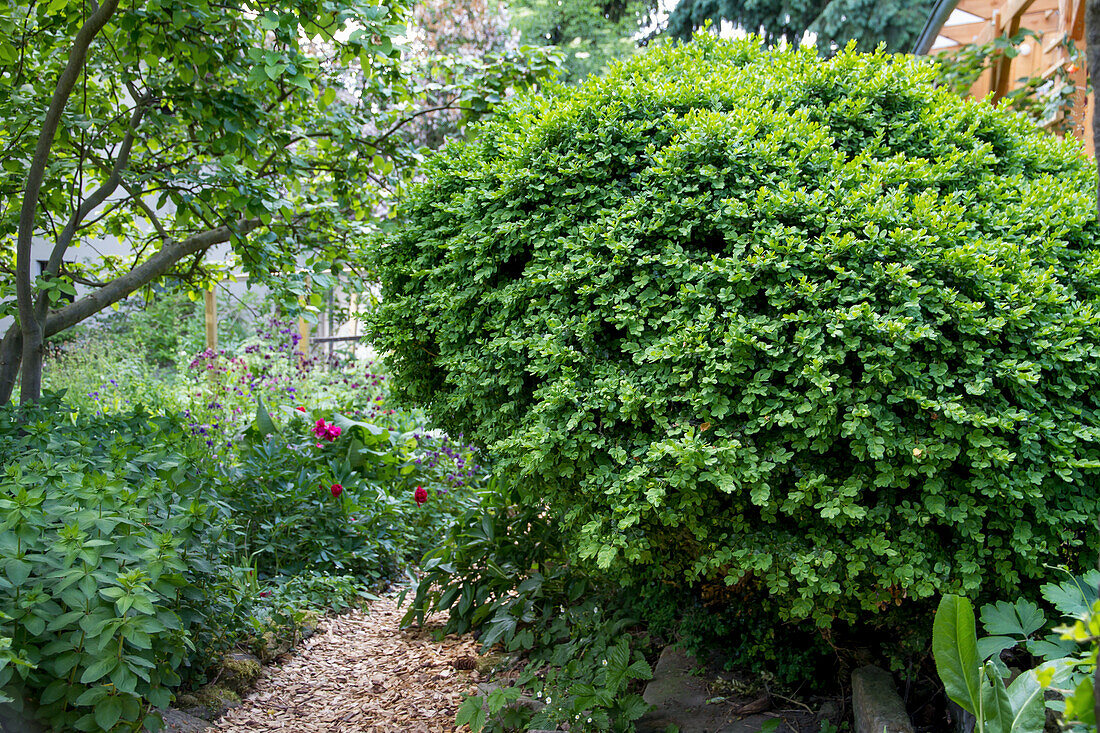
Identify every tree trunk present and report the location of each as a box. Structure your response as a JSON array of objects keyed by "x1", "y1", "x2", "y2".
[
  {"x1": 0, "y1": 327, "x2": 22, "y2": 405},
  {"x1": 14, "y1": 0, "x2": 119, "y2": 404},
  {"x1": 1088, "y1": 0, "x2": 1100, "y2": 216},
  {"x1": 17, "y1": 326, "x2": 43, "y2": 404}
]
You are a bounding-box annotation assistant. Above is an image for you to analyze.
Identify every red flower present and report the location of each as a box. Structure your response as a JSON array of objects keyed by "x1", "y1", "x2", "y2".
[
  {"x1": 414, "y1": 486, "x2": 428, "y2": 506},
  {"x1": 331, "y1": 483, "x2": 344, "y2": 498},
  {"x1": 312, "y1": 419, "x2": 342, "y2": 441},
  {"x1": 296, "y1": 406, "x2": 306, "y2": 412}
]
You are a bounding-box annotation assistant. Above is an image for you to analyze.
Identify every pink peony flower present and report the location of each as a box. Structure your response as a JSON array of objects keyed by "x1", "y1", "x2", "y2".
[
  {"x1": 312, "y1": 419, "x2": 341, "y2": 441},
  {"x1": 414, "y1": 486, "x2": 428, "y2": 506},
  {"x1": 331, "y1": 483, "x2": 344, "y2": 498}
]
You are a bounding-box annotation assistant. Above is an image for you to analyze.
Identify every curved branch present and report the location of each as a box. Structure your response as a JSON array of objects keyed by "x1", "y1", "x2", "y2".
[
  {"x1": 35, "y1": 97, "x2": 150, "y2": 322},
  {"x1": 44, "y1": 218, "x2": 262, "y2": 337}
]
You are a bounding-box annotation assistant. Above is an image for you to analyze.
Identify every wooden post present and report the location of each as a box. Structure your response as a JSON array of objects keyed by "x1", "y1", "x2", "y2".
[
  {"x1": 991, "y1": 1, "x2": 1041, "y2": 104},
  {"x1": 204, "y1": 290, "x2": 217, "y2": 352},
  {"x1": 297, "y1": 317, "x2": 310, "y2": 360},
  {"x1": 297, "y1": 274, "x2": 311, "y2": 362}
]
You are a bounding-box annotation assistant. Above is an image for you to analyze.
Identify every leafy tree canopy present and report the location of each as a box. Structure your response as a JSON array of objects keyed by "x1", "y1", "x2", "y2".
[
  {"x1": 0, "y1": 0, "x2": 557, "y2": 402},
  {"x1": 510, "y1": 0, "x2": 650, "y2": 81},
  {"x1": 666, "y1": 0, "x2": 936, "y2": 53}
]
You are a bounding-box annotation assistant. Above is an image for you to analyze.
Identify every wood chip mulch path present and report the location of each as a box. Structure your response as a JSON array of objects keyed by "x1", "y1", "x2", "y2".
[{"x1": 210, "y1": 596, "x2": 482, "y2": 733}]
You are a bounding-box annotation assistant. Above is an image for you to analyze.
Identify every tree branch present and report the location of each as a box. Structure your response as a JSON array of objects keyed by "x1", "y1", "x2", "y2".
[
  {"x1": 122, "y1": 182, "x2": 170, "y2": 242},
  {"x1": 370, "y1": 101, "x2": 461, "y2": 148},
  {"x1": 35, "y1": 97, "x2": 150, "y2": 322},
  {"x1": 44, "y1": 218, "x2": 262, "y2": 337}
]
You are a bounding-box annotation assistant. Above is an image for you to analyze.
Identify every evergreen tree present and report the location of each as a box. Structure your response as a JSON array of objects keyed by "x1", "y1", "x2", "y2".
[{"x1": 666, "y1": 0, "x2": 935, "y2": 53}]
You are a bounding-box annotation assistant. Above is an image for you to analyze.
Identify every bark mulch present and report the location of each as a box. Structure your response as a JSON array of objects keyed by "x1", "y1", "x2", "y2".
[{"x1": 210, "y1": 596, "x2": 482, "y2": 733}]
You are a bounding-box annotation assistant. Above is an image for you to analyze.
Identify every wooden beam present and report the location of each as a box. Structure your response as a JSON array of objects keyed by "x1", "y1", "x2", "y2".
[
  {"x1": 955, "y1": 0, "x2": 1059, "y2": 16},
  {"x1": 1043, "y1": 30, "x2": 1068, "y2": 52},
  {"x1": 938, "y1": 13, "x2": 1061, "y2": 43},
  {"x1": 991, "y1": 0, "x2": 1039, "y2": 101},
  {"x1": 297, "y1": 317, "x2": 310, "y2": 359},
  {"x1": 1065, "y1": 0, "x2": 1086, "y2": 38},
  {"x1": 976, "y1": 12, "x2": 1000, "y2": 44},
  {"x1": 956, "y1": 0, "x2": 997, "y2": 18},
  {"x1": 1041, "y1": 57, "x2": 1068, "y2": 77},
  {"x1": 1003, "y1": 0, "x2": 1040, "y2": 33}
]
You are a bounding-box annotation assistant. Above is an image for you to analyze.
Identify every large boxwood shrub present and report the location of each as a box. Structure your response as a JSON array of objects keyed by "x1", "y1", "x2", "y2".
[{"x1": 368, "y1": 36, "x2": 1100, "y2": 627}]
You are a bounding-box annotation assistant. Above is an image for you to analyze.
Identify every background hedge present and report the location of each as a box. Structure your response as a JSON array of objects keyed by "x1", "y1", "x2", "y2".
[{"x1": 369, "y1": 36, "x2": 1100, "y2": 626}]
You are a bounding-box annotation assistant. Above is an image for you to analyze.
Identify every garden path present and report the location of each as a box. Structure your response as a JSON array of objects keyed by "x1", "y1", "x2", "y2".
[{"x1": 209, "y1": 596, "x2": 481, "y2": 732}]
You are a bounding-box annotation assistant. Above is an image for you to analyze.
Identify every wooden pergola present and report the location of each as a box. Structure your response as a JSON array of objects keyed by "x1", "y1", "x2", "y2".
[{"x1": 920, "y1": 0, "x2": 1091, "y2": 154}]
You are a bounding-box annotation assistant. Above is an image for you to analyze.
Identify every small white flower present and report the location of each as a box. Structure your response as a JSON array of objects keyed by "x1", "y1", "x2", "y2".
[
  {"x1": 536, "y1": 691, "x2": 543, "y2": 698},
  {"x1": 546, "y1": 697, "x2": 552, "y2": 704}
]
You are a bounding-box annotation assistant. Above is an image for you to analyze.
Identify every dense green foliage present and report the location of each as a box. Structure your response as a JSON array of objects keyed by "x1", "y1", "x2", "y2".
[
  {"x1": 370, "y1": 37, "x2": 1100, "y2": 629},
  {"x1": 223, "y1": 401, "x2": 483, "y2": 578},
  {"x1": 0, "y1": 403, "x2": 239, "y2": 731},
  {"x1": 0, "y1": 0, "x2": 558, "y2": 402},
  {"x1": 405, "y1": 481, "x2": 652, "y2": 732},
  {"x1": 666, "y1": 0, "x2": 935, "y2": 52},
  {"x1": 510, "y1": 0, "x2": 646, "y2": 81},
  {"x1": 3, "y1": 310, "x2": 489, "y2": 730},
  {"x1": 932, "y1": 570, "x2": 1100, "y2": 733}
]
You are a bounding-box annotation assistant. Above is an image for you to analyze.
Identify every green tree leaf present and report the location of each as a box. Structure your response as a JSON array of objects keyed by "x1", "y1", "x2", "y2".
[
  {"x1": 1004, "y1": 669, "x2": 1047, "y2": 733},
  {"x1": 80, "y1": 656, "x2": 119, "y2": 684},
  {"x1": 980, "y1": 600, "x2": 1046, "y2": 641}
]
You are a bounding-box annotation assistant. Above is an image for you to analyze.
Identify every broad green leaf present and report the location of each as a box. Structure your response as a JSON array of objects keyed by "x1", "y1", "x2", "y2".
[
  {"x1": 933, "y1": 595, "x2": 982, "y2": 715},
  {"x1": 1062, "y1": 675, "x2": 1096, "y2": 726},
  {"x1": 1040, "y1": 570, "x2": 1100, "y2": 618},
  {"x1": 256, "y1": 395, "x2": 278, "y2": 436},
  {"x1": 977, "y1": 636, "x2": 1017, "y2": 662},
  {"x1": 977, "y1": 662, "x2": 1012, "y2": 733},
  {"x1": 980, "y1": 600, "x2": 1045, "y2": 640},
  {"x1": 94, "y1": 695, "x2": 124, "y2": 730},
  {"x1": 80, "y1": 656, "x2": 119, "y2": 684},
  {"x1": 5, "y1": 558, "x2": 30, "y2": 587},
  {"x1": 1004, "y1": 669, "x2": 1046, "y2": 733},
  {"x1": 455, "y1": 695, "x2": 488, "y2": 732}
]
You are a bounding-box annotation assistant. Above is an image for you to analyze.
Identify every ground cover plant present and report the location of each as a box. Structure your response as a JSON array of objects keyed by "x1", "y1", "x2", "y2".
[
  {"x1": 369, "y1": 33, "x2": 1100, "y2": 643},
  {"x1": 404, "y1": 479, "x2": 654, "y2": 732},
  {"x1": 0, "y1": 400, "x2": 241, "y2": 731},
  {"x1": 2, "y1": 306, "x2": 489, "y2": 730}
]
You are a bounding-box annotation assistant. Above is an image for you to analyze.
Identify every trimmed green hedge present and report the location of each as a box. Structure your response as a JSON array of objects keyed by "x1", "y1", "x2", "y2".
[{"x1": 369, "y1": 36, "x2": 1100, "y2": 626}]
